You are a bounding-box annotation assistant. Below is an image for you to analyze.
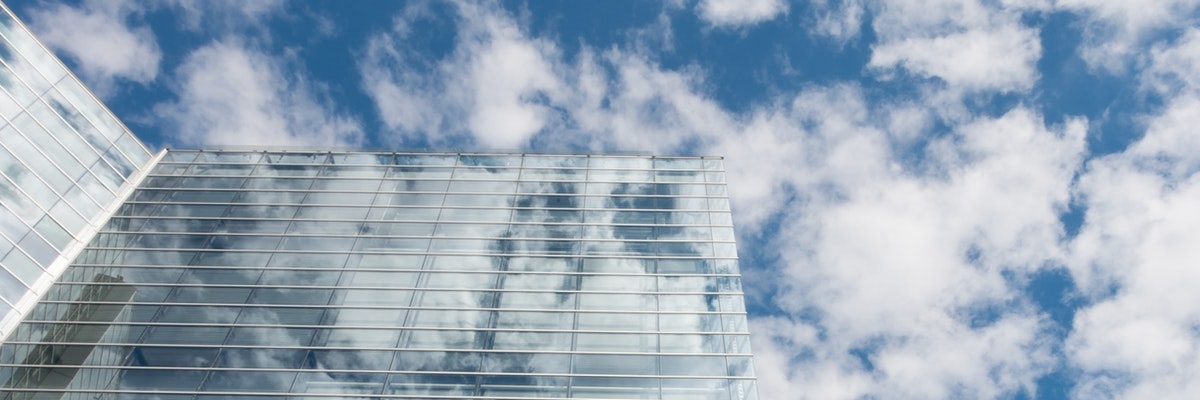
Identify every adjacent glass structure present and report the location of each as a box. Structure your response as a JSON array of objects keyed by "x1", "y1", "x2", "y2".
[
  {"x1": 0, "y1": 3, "x2": 757, "y2": 398},
  {"x1": 0, "y1": 3, "x2": 155, "y2": 336},
  {"x1": 0, "y1": 150, "x2": 757, "y2": 399}
]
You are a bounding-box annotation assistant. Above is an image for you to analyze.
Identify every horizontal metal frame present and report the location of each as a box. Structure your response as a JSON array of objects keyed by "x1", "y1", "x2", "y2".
[
  {"x1": 76, "y1": 247, "x2": 740, "y2": 259},
  {"x1": 120, "y1": 199, "x2": 733, "y2": 213},
  {"x1": 134, "y1": 186, "x2": 730, "y2": 199},
  {"x1": 0, "y1": 341, "x2": 753, "y2": 357},
  {"x1": 152, "y1": 160, "x2": 725, "y2": 172},
  {"x1": 67, "y1": 264, "x2": 743, "y2": 277},
  {"x1": 0, "y1": 364, "x2": 755, "y2": 380},
  {"x1": 50, "y1": 281, "x2": 745, "y2": 296},
  {"x1": 18, "y1": 320, "x2": 751, "y2": 335},
  {"x1": 93, "y1": 231, "x2": 734, "y2": 244},
  {"x1": 0, "y1": 389, "x2": 747, "y2": 400},
  {"x1": 106, "y1": 215, "x2": 736, "y2": 229},
  {"x1": 164, "y1": 148, "x2": 720, "y2": 158},
  {"x1": 36, "y1": 301, "x2": 751, "y2": 315}
]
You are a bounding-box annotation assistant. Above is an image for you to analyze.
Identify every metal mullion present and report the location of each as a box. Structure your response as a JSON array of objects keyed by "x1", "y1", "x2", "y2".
[
  {"x1": 127, "y1": 159, "x2": 221, "y2": 347},
  {"x1": 47, "y1": 73, "x2": 141, "y2": 181},
  {"x1": 0, "y1": 221, "x2": 48, "y2": 292},
  {"x1": 23, "y1": 86, "x2": 127, "y2": 194},
  {"x1": 77, "y1": 247, "x2": 739, "y2": 260},
  {"x1": 144, "y1": 172, "x2": 723, "y2": 186},
  {"x1": 202, "y1": 153, "x2": 321, "y2": 392},
  {"x1": 141, "y1": 183, "x2": 724, "y2": 196},
  {"x1": 51, "y1": 282, "x2": 739, "y2": 297},
  {"x1": 0, "y1": 170, "x2": 45, "y2": 234},
  {"x1": 290, "y1": 159, "x2": 389, "y2": 395},
  {"x1": 0, "y1": 388, "x2": 746, "y2": 400},
  {"x1": 476, "y1": 153, "x2": 530, "y2": 396},
  {"x1": 565, "y1": 156, "x2": 598, "y2": 397},
  {"x1": 0, "y1": 155, "x2": 65, "y2": 224},
  {"x1": 0, "y1": 8, "x2": 151, "y2": 168},
  {"x1": 1, "y1": 341, "x2": 753, "y2": 358},
  {"x1": 92, "y1": 230, "x2": 736, "y2": 244},
  {"x1": 105, "y1": 215, "x2": 735, "y2": 229},
  {"x1": 154, "y1": 154, "x2": 257, "y2": 393},
  {"x1": 381, "y1": 153, "x2": 459, "y2": 394},
  {"x1": 651, "y1": 158, "x2": 663, "y2": 397},
  {"x1": 0, "y1": 364, "x2": 755, "y2": 381},
  {"x1": 0, "y1": 63, "x2": 114, "y2": 205},
  {"x1": 0, "y1": 120, "x2": 76, "y2": 200},
  {"x1": 122, "y1": 199, "x2": 724, "y2": 213},
  {"x1": 36, "y1": 301, "x2": 747, "y2": 315},
  {"x1": 19, "y1": 320, "x2": 751, "y2": 335},
  {"x1": 67, "y1": 263, "x2": 742, "y2": 278},
  {"x1": 0, "y1": 112, "x2": 111, "y2": 229}
]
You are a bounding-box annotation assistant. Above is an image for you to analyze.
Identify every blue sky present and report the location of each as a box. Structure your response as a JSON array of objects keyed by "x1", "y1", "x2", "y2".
[{"x1": 9, "y1": 0, "x2": 1200, "y2": 398}]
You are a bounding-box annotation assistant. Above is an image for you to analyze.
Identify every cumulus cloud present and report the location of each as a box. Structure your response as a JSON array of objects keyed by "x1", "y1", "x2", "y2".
[
  {"x1": 154, "y1": 41, "x2": 361, "y2": 147},
  {"x1": 1067, "y1": 95, "x2": 1200, "y2": 399},
  {"x1": 868, "y1": 0, "x2": 1043, "y2": 93},
  {"x1": 1066, "y1": 26, "x2": 1200, "y2": 398},
  {"x1": 360, "y1": 2, "x2": 564, "y2": 148},
  {"x1": 695, "y1": 0, "x2": 789, "y2": 28},
  {"x1": 25, "y1": 0, "x2": 160, "y2": 97},
  {"x1": 739, "y1": 96, "x2": 1086, "y2": 398}
]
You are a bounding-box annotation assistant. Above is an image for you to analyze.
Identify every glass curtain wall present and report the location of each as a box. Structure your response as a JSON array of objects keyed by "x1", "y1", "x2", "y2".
[
  {"x1": 0, "y1": 3, "x2": 155, "y2": 332},
  {"x1": 0, "y1": 150, "x2": 756, "y2": 399}
]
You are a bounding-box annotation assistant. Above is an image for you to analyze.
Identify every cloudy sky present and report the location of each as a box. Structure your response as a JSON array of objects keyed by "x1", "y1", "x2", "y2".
[{"x1": 8, "y1": 0, "x2": 1200, "y2": 398}]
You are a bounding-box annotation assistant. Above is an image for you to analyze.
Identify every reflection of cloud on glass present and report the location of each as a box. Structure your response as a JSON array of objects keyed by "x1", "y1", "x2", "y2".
[{"x1": 0, "y1": 151, "x2": 753, "y2": 396}]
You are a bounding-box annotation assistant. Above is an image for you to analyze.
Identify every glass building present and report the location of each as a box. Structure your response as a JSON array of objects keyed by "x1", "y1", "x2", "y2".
[
  {"x1": 0, "y1": 2, "x2": 155, "y2": 338},
  {"x1": 0, "y1": 4, "x2": 757, "y2": 400}
]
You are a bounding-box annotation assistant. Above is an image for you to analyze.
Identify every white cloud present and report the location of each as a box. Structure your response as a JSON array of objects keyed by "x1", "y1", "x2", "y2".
[
  {"x1": 154, "y1": 41, "x2": 361, "y2": 147},
  {"x1": 1065, "y1": 27, "x2": 1200, "y2": 395},
  {"x1": 696, "y1": 0, "x2": 789, "y2": 27},
  {"x1": 26, "y1": 0, "x2": 160, "y2": 97},
  {"x1": 1066, "y1": 100, "x2": 1200, "y2": 398},
  {"x1": 867, "y1": 0, "x2": 1043, "y2": 93},
  {"x1": 743, "y1": 103, "x2": 1085, "y2": 399},
  {"x1": 871, "y1": 25, "x2": 1042, "y2": 91},
  {"x1": 360, "y1": 2, "x2": 564, "y2": 148},
  {"x1": 1060, "y1": 17, "x2": 1200, "y2": 393},
  {"x1": 1056, "y1": 0, "x2": 1200, "y2": 73}
]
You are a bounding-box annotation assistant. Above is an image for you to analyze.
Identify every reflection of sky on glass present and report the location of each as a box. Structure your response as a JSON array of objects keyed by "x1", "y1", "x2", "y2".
[
  {"x1": 0, "y1": 5, "x2": 153, "y2": 335},
  {"x1": 0, "y1": 151, "x2": 754, "y2": 398}
]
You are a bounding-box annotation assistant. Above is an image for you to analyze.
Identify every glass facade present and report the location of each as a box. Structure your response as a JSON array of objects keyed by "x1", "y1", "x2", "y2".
[
  {"x1": 0, "y1": 3, "x2": 155, "y2": 335},
  {"x1": 0, "y1": 150, "x2": 757, "y2": 399}
]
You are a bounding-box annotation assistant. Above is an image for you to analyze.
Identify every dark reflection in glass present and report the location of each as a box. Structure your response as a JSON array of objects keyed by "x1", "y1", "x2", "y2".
[{"x1": 202, "y1": 371, "x2": 297, "y2": 392}]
